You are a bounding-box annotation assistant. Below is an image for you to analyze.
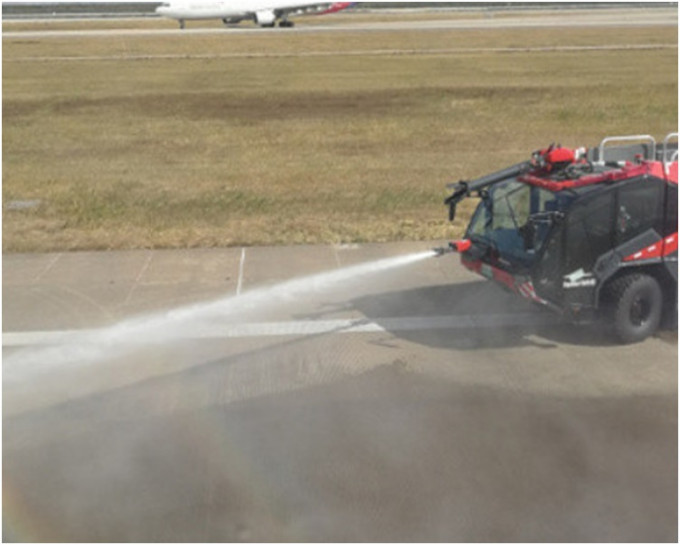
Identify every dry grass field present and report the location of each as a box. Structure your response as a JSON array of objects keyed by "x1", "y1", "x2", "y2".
[{"x1": 3, "y1": 13, "x2": 678, "y2": 252}]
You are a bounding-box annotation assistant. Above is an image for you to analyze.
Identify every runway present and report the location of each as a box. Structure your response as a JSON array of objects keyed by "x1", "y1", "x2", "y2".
[
  {"x1": 3, "y1": 243, "x2": 677, "y2": 541},
  {"x1": 3, "y1": 7, "x2": 677, "y2": 39}
]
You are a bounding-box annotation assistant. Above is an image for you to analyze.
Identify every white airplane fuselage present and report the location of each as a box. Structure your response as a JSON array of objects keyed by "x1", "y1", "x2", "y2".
[{"x1": 156, "y1": 1, "x2": 353, "y2": 28}]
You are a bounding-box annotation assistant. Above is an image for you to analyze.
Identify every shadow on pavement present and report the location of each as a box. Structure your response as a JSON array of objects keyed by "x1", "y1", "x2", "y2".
[{"x1": 347, "y1": 281, "x2": 618, "y2": 350}]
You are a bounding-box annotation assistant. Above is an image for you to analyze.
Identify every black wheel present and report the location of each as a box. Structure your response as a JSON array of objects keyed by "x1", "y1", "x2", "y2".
[{"x1": 605, "y1": 273, "x2": 663, "y2": 344}]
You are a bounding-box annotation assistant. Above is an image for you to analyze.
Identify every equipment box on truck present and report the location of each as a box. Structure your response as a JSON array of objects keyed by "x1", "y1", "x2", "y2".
[{"x1": 438, "y1": 133, "x2": 678, "y2": 343}]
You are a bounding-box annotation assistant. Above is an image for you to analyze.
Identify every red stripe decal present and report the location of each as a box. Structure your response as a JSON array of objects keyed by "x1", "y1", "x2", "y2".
[
  {"x1": 663, "y1": 232, "x2": 678, "y2": 256},
  {"x1": 623, "y1": 232, "x2": 678, "y2": 262}
]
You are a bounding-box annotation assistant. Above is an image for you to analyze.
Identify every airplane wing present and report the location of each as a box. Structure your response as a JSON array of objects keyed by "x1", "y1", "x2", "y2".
[
  {"x1": 262, "y1": 2, "x2": 354, "y2": 26},
  {"x1": 276, "y1": 2, "x2": 355, "y2": 17}
]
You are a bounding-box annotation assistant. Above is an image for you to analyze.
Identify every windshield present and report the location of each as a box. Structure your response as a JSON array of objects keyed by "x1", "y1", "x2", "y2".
[{"x1": 466, "y1": 180, "x2": 571, "y2": 268}]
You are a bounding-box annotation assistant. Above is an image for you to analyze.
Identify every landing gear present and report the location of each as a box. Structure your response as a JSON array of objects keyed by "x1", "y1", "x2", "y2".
[
  {"x1": 278, "y1": 19, "x2": 295, "y2": 28},
  {"x1": 178, "y1": 19, "x2": 185, "y2": 29},
  {"x1": 222, "y1": 16, "x2": 245, "y2": 26}
]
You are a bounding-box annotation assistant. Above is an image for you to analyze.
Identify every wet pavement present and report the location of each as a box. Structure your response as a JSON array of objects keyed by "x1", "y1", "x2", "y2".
[{"x1": 3, "y1": 243, "x2": 677, "y2": 542}]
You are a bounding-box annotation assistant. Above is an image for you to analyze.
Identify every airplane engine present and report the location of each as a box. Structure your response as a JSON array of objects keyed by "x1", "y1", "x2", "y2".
[{"x1": 255, "y1": 9, "x2": 276, "y2": 26}]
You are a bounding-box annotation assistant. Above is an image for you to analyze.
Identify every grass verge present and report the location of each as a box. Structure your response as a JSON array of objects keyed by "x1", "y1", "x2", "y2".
[{"x1": 3, "y1": 19, "x2": 677, "y2": 252}]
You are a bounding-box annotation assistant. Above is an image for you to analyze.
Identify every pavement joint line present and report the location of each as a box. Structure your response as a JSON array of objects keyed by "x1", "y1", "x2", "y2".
[
  {"x1": 56, "y1": 284, "x2": 117, "y2": 322},
  {"x1": 122, "y1": 251, "x2": 153, "y2": 306},
  {"x1": 33, "y1": 253, "x2": 62, "y2": 282},
  {"x1": 236, "y1": 248, "x2": 246, "y2": 296},
  {"x1": 2, "y1": 312, "x2": 559, "y2": 347}
]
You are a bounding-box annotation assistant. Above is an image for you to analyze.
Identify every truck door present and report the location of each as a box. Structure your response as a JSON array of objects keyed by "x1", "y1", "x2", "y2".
[
  {"x1": 533, "y1": 189, "x2": 616, "y2": 306},
  {"x1": 562, "y1": 190, "x2": 616, "y2": 308},
  {"x1": 532, "y1": 222, "x2": 564, "y2": 304}
]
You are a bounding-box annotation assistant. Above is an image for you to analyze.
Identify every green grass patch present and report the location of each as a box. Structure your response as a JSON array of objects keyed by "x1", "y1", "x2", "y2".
[{"x1": 3, "y1": 22, "x2": 677, "y2": 252}]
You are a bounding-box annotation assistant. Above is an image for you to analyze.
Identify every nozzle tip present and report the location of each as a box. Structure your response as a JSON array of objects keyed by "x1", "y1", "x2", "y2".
[{"x1": 432, "y1": 246, "x2": 446, "y2": 257}]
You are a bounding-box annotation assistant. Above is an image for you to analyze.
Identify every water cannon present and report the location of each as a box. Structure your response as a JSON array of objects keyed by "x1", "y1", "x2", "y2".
[{"x1": 433, "y1": 239, "x2": 472, "y2": 257}]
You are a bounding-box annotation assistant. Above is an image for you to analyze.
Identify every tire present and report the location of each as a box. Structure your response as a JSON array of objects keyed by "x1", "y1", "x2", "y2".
[{"x1": 605, "y1": 273, "x2": 663, "y2": 344}]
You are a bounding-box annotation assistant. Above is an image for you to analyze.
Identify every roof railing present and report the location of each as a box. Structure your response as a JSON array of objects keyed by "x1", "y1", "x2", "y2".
[
  {"x1": 595, "y1": 134, "x2": 656, "y2": 166},
  {"x1": 662, "y1": 132, "x2": 678, "y2": 175}
]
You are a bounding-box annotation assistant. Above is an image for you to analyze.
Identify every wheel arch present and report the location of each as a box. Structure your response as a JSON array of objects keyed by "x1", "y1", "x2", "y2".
[
  {"x1": 599, "y1": 263, "x2": 677, "y2": 330},
  {"x1": 597, "y1": 262, "x2": 675, "y2": 311}
]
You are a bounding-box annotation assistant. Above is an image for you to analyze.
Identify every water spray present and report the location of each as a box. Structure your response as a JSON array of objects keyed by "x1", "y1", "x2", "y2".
[{"x1": 5, "y1": 250, "x2": 438, "y2": 377}]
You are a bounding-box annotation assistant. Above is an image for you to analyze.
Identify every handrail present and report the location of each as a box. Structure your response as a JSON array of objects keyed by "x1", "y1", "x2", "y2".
[
  {"x1": 662, "y1": 132, "x2": 678, "y2": 175},
  {"x1": 663, "y1": 131, "x2": 678, "y2": 159},
  {"x1": 596, "y1": 134, "x2": 656, "y2": 165}
]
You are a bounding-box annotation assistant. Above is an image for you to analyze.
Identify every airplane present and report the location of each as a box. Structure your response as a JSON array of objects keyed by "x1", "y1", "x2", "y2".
[{"x1": 156, "y1": 1, "x2": 355, "y2": 29}]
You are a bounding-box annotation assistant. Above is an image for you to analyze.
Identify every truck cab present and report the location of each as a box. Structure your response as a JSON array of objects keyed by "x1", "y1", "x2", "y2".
[{"x1": 445, "y1": 133, "x2": 678, "y2": 343}]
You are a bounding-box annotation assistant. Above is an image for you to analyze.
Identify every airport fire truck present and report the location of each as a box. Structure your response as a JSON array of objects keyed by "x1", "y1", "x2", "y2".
[{"x1": 438, "y1": 133, "x2": 678, "y2": 343}]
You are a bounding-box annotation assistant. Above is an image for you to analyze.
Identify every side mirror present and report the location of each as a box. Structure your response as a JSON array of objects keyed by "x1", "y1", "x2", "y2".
[
  {"x1": 444, "y1": 182, "x2": 469, "y2": 223},
  {"x1": 448, "y1": 201, "x2": 457, "y2": 222}
]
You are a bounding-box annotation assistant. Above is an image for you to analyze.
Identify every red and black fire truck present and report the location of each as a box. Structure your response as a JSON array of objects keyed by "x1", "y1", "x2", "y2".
[{"x1": 439, "y1": 133, "x2": 678, "y2": 343}]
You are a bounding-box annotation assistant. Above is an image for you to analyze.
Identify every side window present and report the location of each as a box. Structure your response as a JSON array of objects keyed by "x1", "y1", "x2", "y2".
[
  {"x1": 664, "y1": 183, "x2": 678, "y2": 236},
  {"x1": 616, "y1": 179, "x2": 663, "y2": 244},
  {"x1": 565, "y1": 192, "x2": 614, "y2": 273}
]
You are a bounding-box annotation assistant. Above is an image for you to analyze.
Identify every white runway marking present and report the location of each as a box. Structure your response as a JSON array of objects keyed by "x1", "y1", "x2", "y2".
[{"x1": 2, "y1": 312, "x2": 558, "y2": 347}]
